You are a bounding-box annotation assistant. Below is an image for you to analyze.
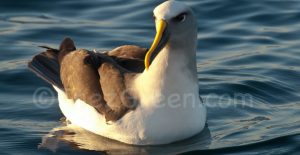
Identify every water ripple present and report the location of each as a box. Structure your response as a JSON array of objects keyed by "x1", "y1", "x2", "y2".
[{"x1": 0, "y1": 0, "x2": 300, "y2": 154}]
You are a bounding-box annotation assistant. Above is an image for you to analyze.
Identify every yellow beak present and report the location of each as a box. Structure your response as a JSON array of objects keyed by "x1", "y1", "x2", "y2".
[{"x1": 145, "y1": 19, "x2": 167, "y2": 70}]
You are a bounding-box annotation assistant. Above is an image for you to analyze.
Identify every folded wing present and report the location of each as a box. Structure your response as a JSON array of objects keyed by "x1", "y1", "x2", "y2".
[{"x1": 28, "y1": 38, "x2": 146, "y2": 122}]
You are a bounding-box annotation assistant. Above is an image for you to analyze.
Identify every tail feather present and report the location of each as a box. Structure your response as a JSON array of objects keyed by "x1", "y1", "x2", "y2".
[
  {"x1": 28, "y1": 47, "x2": 64, "y2": 90},
  {"x1": 28, "y1": 37, "x2": 76, "y2": 90}
]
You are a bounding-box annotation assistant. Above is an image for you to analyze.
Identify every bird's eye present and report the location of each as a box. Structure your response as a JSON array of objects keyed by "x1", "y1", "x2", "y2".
[
  {"x1": 153, "y1": 15, "x2": 156, "y2": 21},
  {"x1": 172, "y1": 13, "x2": 187, "y2": 23}
]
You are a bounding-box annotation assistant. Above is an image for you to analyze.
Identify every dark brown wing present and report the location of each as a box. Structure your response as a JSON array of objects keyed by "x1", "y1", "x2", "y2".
[
  {"x1": 60, "y1": 49, "x2": 130, "y2": 122},
  {"x1": 105, "y1": 45, "x2": 147, "y2": 73},
  {"x1": 59, "y1": 41, "x2": 145, "y2": 122},
  {"x1": 29, "y1": 38, "x2": 143, "y2": 122},
  {"x1": 98, "y1": 59, "x2": 138, "y2": 120},
  {"x1": 106, "y1": 45, "x2": 147, "y2": 60}
]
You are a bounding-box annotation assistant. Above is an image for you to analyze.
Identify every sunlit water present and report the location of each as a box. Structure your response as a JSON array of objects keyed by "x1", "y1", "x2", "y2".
[{"x1": 1, "y1": 0, "x2": 300, "y2": 155}]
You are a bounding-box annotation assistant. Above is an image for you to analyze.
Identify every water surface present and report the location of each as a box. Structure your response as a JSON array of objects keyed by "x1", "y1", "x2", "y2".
[{"x1": 1, "y1": 0, "x2": 300, "y2": 154}]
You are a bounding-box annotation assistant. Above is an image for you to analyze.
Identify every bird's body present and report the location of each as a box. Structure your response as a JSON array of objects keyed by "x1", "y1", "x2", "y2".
[
  {"x1": 56, "y1": 42, "x2": 206, "y2": 145},
  {"x1": 56, "y1": 84, "x2": 205, "y2": 145},
  {"x1": 28, "y1": 0, "x2": 206, "y2": 145}
]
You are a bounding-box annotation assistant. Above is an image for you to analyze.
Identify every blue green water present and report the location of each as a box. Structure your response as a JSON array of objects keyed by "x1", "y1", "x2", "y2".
[{"x1": 1, "y1": 0, "x2": 300, "y2": 154}]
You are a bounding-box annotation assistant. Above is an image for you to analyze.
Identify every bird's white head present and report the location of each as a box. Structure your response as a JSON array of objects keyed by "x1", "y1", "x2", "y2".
[{"x1": 145, "y1": 0, "x2": 198, "y2": 70}]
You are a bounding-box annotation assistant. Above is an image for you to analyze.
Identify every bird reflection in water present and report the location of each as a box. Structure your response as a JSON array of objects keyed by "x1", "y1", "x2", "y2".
[{"x1": 39, "y1": 122, "x2": 211, "y2": 155}]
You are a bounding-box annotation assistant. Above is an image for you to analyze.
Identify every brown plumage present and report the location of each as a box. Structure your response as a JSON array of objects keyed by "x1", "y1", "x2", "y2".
[{"x1": 28, "y1": 38, "x2": 147, "y2": 122}]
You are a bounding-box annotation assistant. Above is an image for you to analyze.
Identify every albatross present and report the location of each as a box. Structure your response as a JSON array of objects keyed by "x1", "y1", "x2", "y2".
[{"x1": 28, "y1": 0, "x2": 206, "y2": 145}]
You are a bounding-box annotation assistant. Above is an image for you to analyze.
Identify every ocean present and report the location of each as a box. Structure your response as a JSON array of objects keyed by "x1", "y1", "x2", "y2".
[{"x1": 0, "y1": 0, "x2": 300, "y2": 154}]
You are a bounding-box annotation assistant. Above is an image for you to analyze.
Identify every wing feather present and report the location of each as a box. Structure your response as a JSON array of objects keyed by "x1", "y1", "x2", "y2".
[{"x1": 29, "y1": 38, "x2": 145, "y2": 122}]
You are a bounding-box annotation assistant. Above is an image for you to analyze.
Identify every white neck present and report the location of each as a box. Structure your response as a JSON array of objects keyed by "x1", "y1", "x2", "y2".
[{"x1": 133, "y1": 44, "x2": 199, "y2": 107}]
